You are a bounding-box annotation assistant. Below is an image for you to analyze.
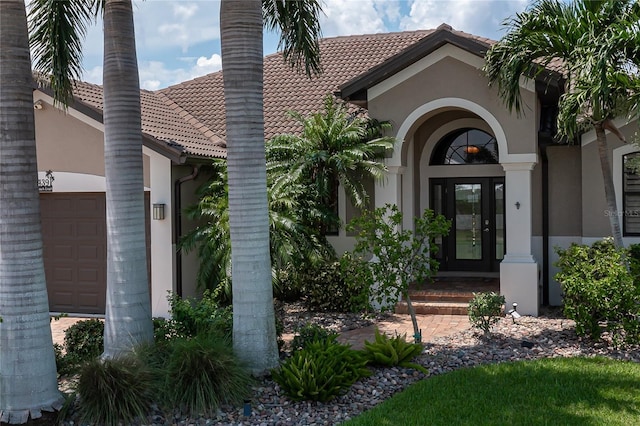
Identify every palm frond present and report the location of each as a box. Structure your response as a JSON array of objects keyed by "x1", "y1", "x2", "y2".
[
  {"x1": 262, "y1": 0, "x2": 323, "y2": 77},
  {"x1": 28, "y1": 0, "x2": 99, "y2": 106}
]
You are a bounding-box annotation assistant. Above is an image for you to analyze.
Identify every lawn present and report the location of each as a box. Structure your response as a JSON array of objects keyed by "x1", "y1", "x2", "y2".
[{"x1": 344, "y1": 357, "x2": 640, "y2": 426}]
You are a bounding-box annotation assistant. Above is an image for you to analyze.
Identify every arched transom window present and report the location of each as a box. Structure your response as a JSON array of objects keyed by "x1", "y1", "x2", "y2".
[{"x1": 431, "y1": 128, "x2": 499, "y2": 165}]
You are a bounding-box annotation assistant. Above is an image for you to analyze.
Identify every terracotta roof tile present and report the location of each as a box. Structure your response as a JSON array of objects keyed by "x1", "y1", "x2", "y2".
[
  {"x1": 161, "y1": 29, "x2": 438, "y2": 140},
  {"x1": 69, "y1": 26, "x2": 563, "y2": 160},
  {"x1": 71, "y1": 80, "x2": 226, "y2": 159}
]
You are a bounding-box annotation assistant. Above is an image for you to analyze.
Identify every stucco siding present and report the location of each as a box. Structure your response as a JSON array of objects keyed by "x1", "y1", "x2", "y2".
[
  {"x1": 35, "y1": 103, "x2": 105, "y2": 177},
  {"x1": 548, "y1": 145, "x2": 582, "y2": 236},
  {"x1": 368, "y1": 54, "x2": 538, "y2": 158}
]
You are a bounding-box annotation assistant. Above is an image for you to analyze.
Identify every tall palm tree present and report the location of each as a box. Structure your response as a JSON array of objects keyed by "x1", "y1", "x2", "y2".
[
  {"x1": 29, "y1": 0, "x2": 153, "y2": 357},
  {"x1": 484, "y1": 0, "x2": 640, "y2": 247},
  {"x1": 267, "y1": 95, "x2": 395, "y2": 233},
  {"x1": 100, "y1": 0, "x2": 153, "y2": 357},
  {"x1": 220, "y1": 0, "x2": 322, "y2": 373},
  {"x1": 0, "y1": 0, "x2": 62, "y2": 422}
]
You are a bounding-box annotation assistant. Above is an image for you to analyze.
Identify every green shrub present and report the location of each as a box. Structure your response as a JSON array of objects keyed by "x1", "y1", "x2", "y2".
[
  {"x1": 64, "y1": 318, "x2": 104, "y2": 361},
  {"x1": 76, "y1": 356, "x2": 152, "y2": 426},
  {"x1": 301, "y1": 255, "x2": 371, "y2": 313},
  {"x1": 138, "y1": 334, "x2": 251, "y2": 415},
  {"x1": 290, "y1": 322, "x2": 338, "y2": 352},
  {"x1": 468, "y1": 292, "x2": 505, "y2": 337},
  {"x1": 167, "y1": 290, "x2": 232, "y2": 339},
  {"x1": 272, "y1": 339, "x2": 370, "y2": 402},
  {"x1": 361, "y1": 328, "x2": 427, "y2": 374},
  {"x1": 555, "y1": 240, "x2": 640, "y2": 344}
]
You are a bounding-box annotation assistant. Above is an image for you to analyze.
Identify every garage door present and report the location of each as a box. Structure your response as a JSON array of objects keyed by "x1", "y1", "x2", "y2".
[
  {"x1": 40, "y1": 193, "x2": 151, "y2": 315},
  {"x1": 40, "y1": 193, "x2": 107, "y2": 314}
]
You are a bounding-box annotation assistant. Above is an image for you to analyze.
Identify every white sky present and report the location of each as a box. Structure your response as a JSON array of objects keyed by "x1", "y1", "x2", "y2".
[{"x1": 77, "y1": 0, "x2": 529, "y2": 90}]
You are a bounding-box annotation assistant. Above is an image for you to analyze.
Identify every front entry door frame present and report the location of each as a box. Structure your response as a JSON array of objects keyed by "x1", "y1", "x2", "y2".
[{"x1": 431, "y1": 177, "x2": 505, "y2": 272}]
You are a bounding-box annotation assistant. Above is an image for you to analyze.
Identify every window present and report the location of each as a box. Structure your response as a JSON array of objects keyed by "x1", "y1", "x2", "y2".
[
  {"x1": 430, "y1": 128, "x2": 499, "y2": 165},
  {"x1": 623, "y1": 153, "x2": 640, "y2": 235}
]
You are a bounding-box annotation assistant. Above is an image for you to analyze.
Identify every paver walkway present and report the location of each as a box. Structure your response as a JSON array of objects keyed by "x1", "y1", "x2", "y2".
[{"x1": 50, "y1": 314, "x2": 470, "y2": 349}]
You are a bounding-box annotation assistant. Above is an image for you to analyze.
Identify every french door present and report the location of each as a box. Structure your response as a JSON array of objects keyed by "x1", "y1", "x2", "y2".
[{"x1": 431, "y1": 177, "x2": 505, "y2": 272}]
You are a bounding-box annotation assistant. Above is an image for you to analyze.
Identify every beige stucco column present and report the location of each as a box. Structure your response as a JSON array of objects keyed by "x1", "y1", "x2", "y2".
[
  {"x1": 145, "y1": 149, "x2": 174, "y2": 318},
  {"x1": 500, "y1": 162, "x2": 539, "y2": 316},
  {"x1": 375, "y1": 165, "x2": 405, "y2": 210}
]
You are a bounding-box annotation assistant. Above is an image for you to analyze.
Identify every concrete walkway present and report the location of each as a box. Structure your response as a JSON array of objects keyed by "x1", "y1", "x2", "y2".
[{"x1": 50, "y1": 314, "x2": 470, "y2": 349}]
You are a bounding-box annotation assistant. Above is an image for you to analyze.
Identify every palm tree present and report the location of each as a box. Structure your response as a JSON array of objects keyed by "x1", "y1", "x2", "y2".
[
  {"x1": 180, "y1": 160, "x2": 334, "y2": 303},
  {"x1": 267, "y1": 95, "x2": 395, "y2": 233},
  {"x1": 29, "y1": 0, "x2": 153, "y2": 357},
  {"x1": 220, "y1": 0, "x2": 322, "y2": 373},
  {"x1": 484, "y1": 0, "x2": 640, "y2": 248},
  {"x1": 0, "y1": 0, "x2": 62, "y2": 422}
]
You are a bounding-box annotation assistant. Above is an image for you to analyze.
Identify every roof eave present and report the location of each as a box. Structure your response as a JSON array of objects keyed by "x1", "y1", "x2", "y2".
[{"x1": 338, "y1": 29, "x2": 490, "y2": 104}]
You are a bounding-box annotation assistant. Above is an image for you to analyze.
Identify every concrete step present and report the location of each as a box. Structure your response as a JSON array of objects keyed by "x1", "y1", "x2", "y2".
[
  {"x1": 395, "y1": 300, "x2": 469, "y2": 316},
  {"x1": 408, "y1": 290, "x2": 475, "y2": 303}
]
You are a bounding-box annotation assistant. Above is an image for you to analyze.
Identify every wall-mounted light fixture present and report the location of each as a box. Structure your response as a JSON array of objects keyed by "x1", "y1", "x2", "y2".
[
  {"x1": 153, "y1": 203, "x2": 166, "y2": 220},
  {"x1": 515, "y1": 201, "x2": 521, "y2": 210},
  {"x1": 464, "y1": 145, "x2": 480, "y2": 154},
  {"x1": 33, "y1": 100, "x2": 44, "y2": 110}
]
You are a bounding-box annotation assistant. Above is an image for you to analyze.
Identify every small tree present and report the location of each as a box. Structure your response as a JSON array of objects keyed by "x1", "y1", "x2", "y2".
[{"x1": 346, "y1": 204, "x2": 450, "y2": 342}]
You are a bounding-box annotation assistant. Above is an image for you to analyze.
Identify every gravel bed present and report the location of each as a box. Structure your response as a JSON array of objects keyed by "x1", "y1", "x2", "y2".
[{"x1": 59, "y1": 308, "x2": 640, "y2": 426}]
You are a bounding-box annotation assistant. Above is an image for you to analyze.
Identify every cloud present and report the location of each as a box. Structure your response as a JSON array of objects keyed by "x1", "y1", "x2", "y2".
[
  {"x1": 319, "y1": 0, "x2": 388, "y2": 36},
  {"x1": 400, "y1": 0, "x2": 528, "y2": 39}
]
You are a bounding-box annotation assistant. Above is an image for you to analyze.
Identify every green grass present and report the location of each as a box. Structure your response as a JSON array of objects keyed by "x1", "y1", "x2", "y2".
[{"x1": 344, "y1": 357, "x2": 640, "y2": 426}]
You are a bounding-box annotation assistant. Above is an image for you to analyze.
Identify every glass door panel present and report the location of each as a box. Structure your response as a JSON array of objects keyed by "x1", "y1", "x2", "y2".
[
  {"x1": 454, "y1": 183, "x2": 482, "y2": 260},
  {"x1": 495, "y1": 182, "x2": 505, "y2": 260}
]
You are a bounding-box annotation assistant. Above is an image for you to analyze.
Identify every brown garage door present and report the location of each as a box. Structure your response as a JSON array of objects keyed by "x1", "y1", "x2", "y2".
[
  {"x1": 40, "y1": 192, "x2": 151, "y2": 315},
  {"x1": 40, "y1": 193, "x2": 107, "y2": 314}
]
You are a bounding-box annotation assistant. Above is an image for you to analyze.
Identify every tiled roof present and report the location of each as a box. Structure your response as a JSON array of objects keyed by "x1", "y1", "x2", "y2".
[
  {"x1": 68, "y1": 25, "x2": 564, "y2": 160},
  {"x1": 161, "y1": 29, "x2": 443, "y2": 140},
  {"x1": 71, "y1": 80, "x2": 227, "y2": 159}
]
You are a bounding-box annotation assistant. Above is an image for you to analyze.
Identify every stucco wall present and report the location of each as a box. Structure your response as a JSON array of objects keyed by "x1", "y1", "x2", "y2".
[
  {"x1": 547, "y1": 145, "x2": 582, "y2": 236},
  {"x1": 580, "y1": 124, "x2": 636, "y2": 238},
  {"x1": 35, "y1": 100, "x2": 151, "y2": 187},
  {"x1": 367, "y1": 52, "x2": 538, "y2": 159}
]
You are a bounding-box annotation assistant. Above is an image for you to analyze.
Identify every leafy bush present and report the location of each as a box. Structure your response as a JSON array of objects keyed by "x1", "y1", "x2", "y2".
[
  {"x1": 555, "y1": 240, "x2": 640, "y2": 344},
  {"x1": 301, "y1": 255, "x2": 371, "y2": 313},
  {"x1": 361, "y1": 328, "x2": 427, "y2": 374},
  {"x1": 468, "y1": 292, "x2": 505, "y2": 337},
  {"x1": 165, "y1": 291, "x2": 232, "y2": 340},
  {"x1": 64, "y1": 318, "x2": 104, "y2": 361},
  {"x1": 290, "y1": 322, "x2": 338, "y2": 352},
  {"x1": 138, "y1": 334, "x2": 251, "y2": 415},
  {"x1": 272, "y1": 339, "x2": 370, "y2": 402},
  {"x1": 347, "y1": 205, "x2": 450, "y2": 342},
  {"x1": 76, "y1": 356, "x2": 152, "y2": 426}
]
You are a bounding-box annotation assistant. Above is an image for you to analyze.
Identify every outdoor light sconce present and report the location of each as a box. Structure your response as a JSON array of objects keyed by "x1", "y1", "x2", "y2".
[
  {"x1": 515, "y1": 201, "x2": 521, "y2": 210},
  {"x1": 153, "y1": 203, "x2": 166, "y2": 220},
  {"x1": 34, "y1": 100, "x2": 44, "y2": 110}
]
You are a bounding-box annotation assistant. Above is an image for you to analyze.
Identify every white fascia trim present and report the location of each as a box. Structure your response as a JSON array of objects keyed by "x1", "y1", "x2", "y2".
[
  {"x1": 37, "y1": 171, "x2": 151, "y2": 192},
  {"x1": 369, "y1": 44, "x2": 485, "y2": 101},
  {"x1": 581, "y1": 117, "x2": 631, "y2": 147},
  {"x1": 33, "y1": 90, "x2": 105, "y2": 132}
]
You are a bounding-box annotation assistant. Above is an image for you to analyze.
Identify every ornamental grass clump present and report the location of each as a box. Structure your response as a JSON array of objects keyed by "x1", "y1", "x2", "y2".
[
  {"x1": 468, "y1": 292, "x2": 505, "y2": 337},
  {"x1": 139, "y1": 333, "x2": 252, "y2": 416},
  {"x1": 272, "y1": 338, "x2": 370, "y2": 402},
  {"x1": 361, "y1": 328, "x2": 428, "y2": 374},
  {"x1": 76, "y1": 356, "x2": 152, "y2": 426}
]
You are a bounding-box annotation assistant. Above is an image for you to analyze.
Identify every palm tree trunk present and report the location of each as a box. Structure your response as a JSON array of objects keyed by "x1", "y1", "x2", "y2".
[
  {"x1": 595, "y1": 123, "x2": 624, "y2": 248},
  {"x1": 220, "y1": 0, "x2": 279, "y2": 374},
  {"x1": 0, "y1": 0, "x2": 62, "y2": 422},
  {"x1": 102, "y1": 0, "x2": 153, "y2": 358}
]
